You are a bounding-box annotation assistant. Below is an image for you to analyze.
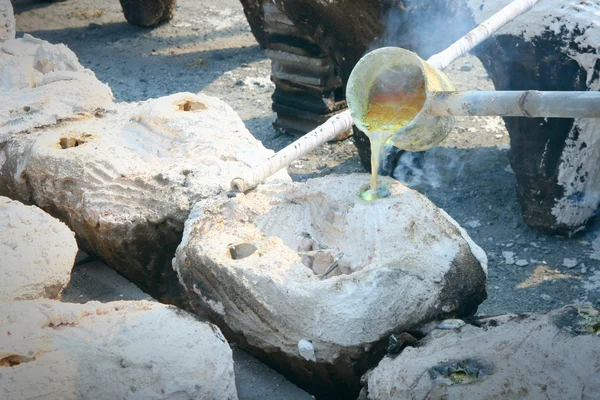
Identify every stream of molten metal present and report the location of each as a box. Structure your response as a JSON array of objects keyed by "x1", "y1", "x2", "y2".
[{"x1": 360, "y1": 91, "x2": 426, "y2": 200}]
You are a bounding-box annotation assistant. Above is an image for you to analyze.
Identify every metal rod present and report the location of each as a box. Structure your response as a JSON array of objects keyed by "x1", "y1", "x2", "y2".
[
  {"x1": 427, "y1": 0, "x2": 541, "y2": 70},
  {"x1": 230, "y1": 111, "x2": 353, "y2": 192},
  {"x1": 430, "y1": 91, "x2": 600, "y2": 118},
  {"x1": 320, "y1": 253, "x2": 344, "y2": 280}
]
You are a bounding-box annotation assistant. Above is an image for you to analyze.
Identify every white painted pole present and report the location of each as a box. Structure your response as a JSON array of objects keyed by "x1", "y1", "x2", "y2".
[
  {"x1": 230, "y1": 111, "x2": 353, "y2": 192},
  {"x1": 429, "y1": 91, "x2": 600, "y2": 118},
  {"x1": 427, "y1": 0, "x2": 541, "y2": 70},
  {"x1": 230, "y1": 0, "x2": 542, "y2": 192}
]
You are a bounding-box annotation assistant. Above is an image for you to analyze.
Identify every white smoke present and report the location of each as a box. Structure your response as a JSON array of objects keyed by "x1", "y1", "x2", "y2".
[{"x1": 389, "y1": 147, "x2": 465, "y2": 190}]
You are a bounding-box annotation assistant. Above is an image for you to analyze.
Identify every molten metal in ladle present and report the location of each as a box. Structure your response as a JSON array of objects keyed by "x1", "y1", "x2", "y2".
[
  {"x1": 346, "y1": 47, "x2": 455, "y2": 200},
  {"x1": 346, "y1": 46, "x2": 600, "y2": 200}
]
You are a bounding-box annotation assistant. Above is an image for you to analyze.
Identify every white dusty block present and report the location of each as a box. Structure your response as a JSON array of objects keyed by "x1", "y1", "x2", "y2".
[
  {"x1": 362, "y1": 306, "x2": 600, "y2": 399},
  {"x1": 174, "y1": 174, "x2": 487, "y2": 396},
  {"x1": 0, "y1": 299, "x2": 238, "y2": 400},
  {"x1": 0, "y1": 196, "x2": 77, "y2": 301},
  {"x1": 0, "y1": 92, "x2": 291, "y2": 303}
]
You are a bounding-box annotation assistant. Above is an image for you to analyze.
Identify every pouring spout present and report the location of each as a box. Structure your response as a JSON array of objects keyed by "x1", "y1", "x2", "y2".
[{"x1": 429, "y1": 91, "x2": 600, "y2": 119}]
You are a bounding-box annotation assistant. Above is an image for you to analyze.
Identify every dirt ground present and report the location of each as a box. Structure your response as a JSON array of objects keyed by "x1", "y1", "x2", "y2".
[{"x1": 11, "y1": 0, "x2": 600, "y2": 395}]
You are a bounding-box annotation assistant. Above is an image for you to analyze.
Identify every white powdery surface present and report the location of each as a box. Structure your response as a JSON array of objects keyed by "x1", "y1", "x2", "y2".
[
  {"x1": 468, "y1": 0, "x2": 600, "y2": 229},
  {"x1": 1, "y1": 91, "x2": 290, "y2": 218},
  {"x1": 0, "y1": 196, "x2": 77, "y2": 301},
  {"x1": 363, "y1": 310, "x2": 600, "y2": 399},
  {"x1": 0, "y1": 34, "x2": 114, "y2": 138},
  {"x1": 0, "y1": 300, "x2": 238, "y2": 400},
  {"x1": 175, "y1": 174, "x2": 487, "y2": 363}
]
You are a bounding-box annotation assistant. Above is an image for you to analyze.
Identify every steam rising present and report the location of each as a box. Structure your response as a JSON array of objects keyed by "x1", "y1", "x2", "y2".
[
  {"x1": 371, "y1": 1, "x2": 477, "y2": 58},
  {"x1": 387, "y1": 147, "x2": 465, "y2": 190}
]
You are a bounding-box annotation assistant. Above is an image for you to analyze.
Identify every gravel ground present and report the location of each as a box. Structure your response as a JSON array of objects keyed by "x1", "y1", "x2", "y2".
[{"x1": 12, "y1": 0, "x2": 600, "y2": 395}]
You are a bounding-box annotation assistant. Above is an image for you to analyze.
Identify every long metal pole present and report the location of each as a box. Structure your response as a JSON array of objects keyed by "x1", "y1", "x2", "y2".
[
  {"x1": 427, "y1": 0, "x2": 541, "y2": 70},
  {"x1": 429, "y1": 91, "x2": 600, "y2": 118},
  {"x1": 230, "y1": 111, "x2": 353, "y2": 192}
]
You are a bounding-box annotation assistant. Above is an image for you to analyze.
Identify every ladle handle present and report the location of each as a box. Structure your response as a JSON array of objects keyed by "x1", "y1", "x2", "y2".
[
  {"x1": 231, "y1": 111, "x2": 353, "y2": 192},
  {"x1": 429, "y1": 91, "x2": 600, "y2": 118},
  {"x1": 427, "y1": 0, "x2": 541, "y2": 70}
]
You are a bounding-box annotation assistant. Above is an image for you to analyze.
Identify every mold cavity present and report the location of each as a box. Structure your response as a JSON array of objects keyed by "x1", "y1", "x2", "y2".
[
  {"x1": 387, "y1": 332, "x2": 419, "y2": 356},
  {"x1": 0, "y1": 354, "x2": 33, "y2": 367},
  {"x1": 59, "y1": 134, "x2": 90, "y2": 149},
  {"x1": 428, "y1": 359, "x2": 490, "y2": 386},
  {"x1": 229, "y1": 243, "x2": 257, "y2": 260},
  {"x1": 177, "y1": 100, "x2": 206, "y2": 112},
  {"x1": 300, "y1": 251, "x2": 343, "y2": 278},
  {"x1": 296, "y1": 232, "x2": 348, "y2": 279},
  {"x1": 360, "y1": 183, "x2": 391, "y2": 201}
]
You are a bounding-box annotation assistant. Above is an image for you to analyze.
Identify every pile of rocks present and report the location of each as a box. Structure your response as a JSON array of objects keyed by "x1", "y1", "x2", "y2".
[
  {"x1": 0, "y1": 32, "x2": 290, "y2": 305},
  {"x1": 0, "y1": 15, "x2": 248, "y2": 397},
  {"x1": 0, "y1": 22, "x2": 490, "y2": 398}
]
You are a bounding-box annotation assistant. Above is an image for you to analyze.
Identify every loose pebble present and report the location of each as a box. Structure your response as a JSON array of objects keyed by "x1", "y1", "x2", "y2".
[
  {"x1": 437, "y1": 319, "x2": 466, "y2": 329},
  {"x1": 515, "y1": 259, "x2": 529, "y2": 267},
  {"x1": 502, "y1": 251, "x2": 515, "y2": 265}
]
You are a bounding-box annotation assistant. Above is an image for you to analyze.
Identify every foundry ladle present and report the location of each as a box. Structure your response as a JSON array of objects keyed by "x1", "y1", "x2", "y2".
[
  {"x1": 230, "y1": 0, "x2": 600, "y2": 193},
  {"x1": 345, "y1": 46, "x2": 600, "y2": 153}
]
